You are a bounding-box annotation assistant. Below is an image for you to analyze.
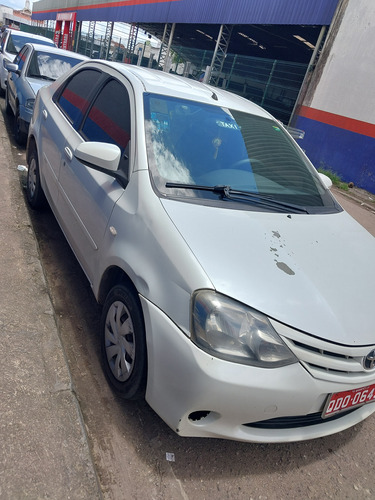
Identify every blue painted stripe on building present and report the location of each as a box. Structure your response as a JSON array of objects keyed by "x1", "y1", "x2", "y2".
[
  {"x1": 32, "y1": 0, "x2": 340, "y2": 24},
  {"x1": 294, "y1": 115, "x2": 375, "y2": 194}
]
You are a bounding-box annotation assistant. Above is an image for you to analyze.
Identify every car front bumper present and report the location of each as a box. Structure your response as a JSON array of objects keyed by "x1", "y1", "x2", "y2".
[
  {"x1": 141, "y1": 296, "x2": 375, "y2": 443},
  {"x1": 19, "y1": 104, "x2": 33, "y2": 133}
]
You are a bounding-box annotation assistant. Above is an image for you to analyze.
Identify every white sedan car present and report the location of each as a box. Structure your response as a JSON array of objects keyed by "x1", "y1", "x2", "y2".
[
  {"x1": 0, "y1": 28, "x2": 55, "y2": 93},
  {"x1": 26, "y1": 60, "x2": 375, "y2": 443}
]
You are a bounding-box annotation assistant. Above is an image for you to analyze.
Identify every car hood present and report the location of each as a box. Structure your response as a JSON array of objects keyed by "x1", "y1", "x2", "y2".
[
  {"x1": 26, "y1": 77, "x2": 52, "y2": 96},
  {"x1": 161, "y1": 199, "x2": 375, "y2": 346}
]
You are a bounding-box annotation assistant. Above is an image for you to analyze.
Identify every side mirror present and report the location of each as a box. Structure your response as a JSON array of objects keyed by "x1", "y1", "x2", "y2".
[
  {"x1": 5, "y1": 62, "x2": 19, "y2": 73},
  {"x1": 319, "y1": 172, "x2": 333, "y2": 190},
  {"x1": 75, "y1": 141, "x2": 120, "y2": 171},
  {"x1": 74, "y1": 142, "x2": 128, "y2": 188}
]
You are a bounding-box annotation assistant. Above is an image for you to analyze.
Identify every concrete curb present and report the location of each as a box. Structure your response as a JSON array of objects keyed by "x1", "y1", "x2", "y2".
[{"x1": 332, "y1": 186, "x2": 375, "y2": 214}]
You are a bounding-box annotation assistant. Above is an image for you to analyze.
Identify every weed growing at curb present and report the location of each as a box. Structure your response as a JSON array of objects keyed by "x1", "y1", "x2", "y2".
[{"x1": 318, "y1": 168, "x2": 349, "y2": 191}]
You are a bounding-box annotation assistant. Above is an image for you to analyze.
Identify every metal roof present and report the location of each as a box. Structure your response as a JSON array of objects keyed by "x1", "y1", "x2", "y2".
[
  {"x1": 31, "y1": 0, "x2": 341, "y2": 64},
  {"x1": 146, "y1": 23, "x2": 324, "y2": 63},
  {"x1": 32, "y1": 0, "x2": 340, "y2": 25}
]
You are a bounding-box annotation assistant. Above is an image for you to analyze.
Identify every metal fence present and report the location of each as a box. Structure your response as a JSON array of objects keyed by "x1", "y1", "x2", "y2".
[
  {"x1": 20, "y1": 23, "x2": 307, "y2": 123},
  {"x1": 173, "y1": 46, "x2": 307, "y2": 123}
]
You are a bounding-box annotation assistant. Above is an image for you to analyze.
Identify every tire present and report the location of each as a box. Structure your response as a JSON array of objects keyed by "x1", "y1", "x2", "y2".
[
  {"x1": 14, "y1": 107, "x2": 27, "y2": 146},
  {"x1": 101, "y1": 284, "x2": 147, "y2": 400},
  {"x1": 5, "y1": 88, "x2": 12, "y2": 116},
  {"x1": 26, "y1": 148, "x2": 46, "y2": 209}
]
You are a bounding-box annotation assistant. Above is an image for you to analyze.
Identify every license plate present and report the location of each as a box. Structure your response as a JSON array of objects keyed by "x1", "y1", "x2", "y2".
[{"x1": 323, "y1": 383, "x2": 375, "y2": 418}]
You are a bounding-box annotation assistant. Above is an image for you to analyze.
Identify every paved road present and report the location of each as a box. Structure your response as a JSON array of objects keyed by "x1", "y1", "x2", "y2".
[
  {"x1": 2, "y1": 100, "x2": 375, "y2": 500},
  {"x1": 333, "y1": 189, "x2": 375, "y2": 237}
]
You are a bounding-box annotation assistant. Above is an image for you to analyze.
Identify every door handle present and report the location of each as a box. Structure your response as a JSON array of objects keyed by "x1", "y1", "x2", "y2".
[
  {"x1": 64, "y1": 147, "x2": 73, "y2": 161},
  {"x1": 42, "y1": 109, "x2": 48, "y2": 120}
]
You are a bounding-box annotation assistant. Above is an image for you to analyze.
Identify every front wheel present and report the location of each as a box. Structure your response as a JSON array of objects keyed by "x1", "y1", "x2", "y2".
[
  {"x1": 26, "y1": 148, "x2": 46, "y2": 209},
  {"x1": 5, "y1": 88, "x2": 12, "y2": 116},
  {"x1": 14, "y1": 107, "x2": 27, "y2": 145},
  {"x1": 101, "y1": 284, "x2": 147, "y2": 400}
]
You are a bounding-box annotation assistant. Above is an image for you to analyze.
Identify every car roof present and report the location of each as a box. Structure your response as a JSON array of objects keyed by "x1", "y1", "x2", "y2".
[
  {"x1": 24, "y1": 43, "x2": 89, "y2": 59},
  {"x1": 87, "y1": 60, "x2": 272, "y2": 119},
  {"x1": 6, "y1": 29, "x2": 55, "y2": 44}
]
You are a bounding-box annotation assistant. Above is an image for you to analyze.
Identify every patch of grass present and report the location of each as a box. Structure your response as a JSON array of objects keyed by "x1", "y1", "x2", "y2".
[{"x1": 318, "y1": 168, "x2": 349, "y2": 191}]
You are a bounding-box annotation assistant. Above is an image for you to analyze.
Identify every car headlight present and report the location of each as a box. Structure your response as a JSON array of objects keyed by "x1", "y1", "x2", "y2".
[
  {"x1": 191, "y1": 290, "x2": 298, "y2": 368},
  {"x1": 25, "y1": 99, "x2": 35, "y2": 110}
]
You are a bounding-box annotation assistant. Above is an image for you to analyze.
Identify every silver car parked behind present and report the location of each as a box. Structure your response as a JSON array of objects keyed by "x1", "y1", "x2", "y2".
[{"x1": 5, "y1": 43, "x2": 88, "y2": 144}]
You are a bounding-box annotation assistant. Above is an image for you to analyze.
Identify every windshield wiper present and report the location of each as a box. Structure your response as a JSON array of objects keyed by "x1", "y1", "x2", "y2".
[
  {"x1": 165, "y1": 182, "x2": 309, "y2": 213},
  {"x1": 39, "y1": 75, "x2": 55, "y2": 81},
  {"x1": 166, "y1": 182, "x2": 228, "y2": 195},
  {"x1": 29, "y1": 74, "x2": 55, "y2": 81}
]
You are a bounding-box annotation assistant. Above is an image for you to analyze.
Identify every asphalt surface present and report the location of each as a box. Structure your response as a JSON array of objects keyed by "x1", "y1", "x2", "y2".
[{"x1": 0, "y1": 100, "x2": 375, "y2": 499}]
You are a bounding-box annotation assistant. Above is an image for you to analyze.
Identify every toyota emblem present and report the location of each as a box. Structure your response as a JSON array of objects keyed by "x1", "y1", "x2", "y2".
[{"x1": 363, "y1": 349, "x2": 375, "y2": 370}]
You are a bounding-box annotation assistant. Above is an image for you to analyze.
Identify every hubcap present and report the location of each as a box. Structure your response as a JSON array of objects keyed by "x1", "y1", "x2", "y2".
[
  {"x1": 104, "y1": 300, "x2": 135, "y2": 382},
  {"x1": 28, "y1": 158, "x2": 37, "y2": 198}
]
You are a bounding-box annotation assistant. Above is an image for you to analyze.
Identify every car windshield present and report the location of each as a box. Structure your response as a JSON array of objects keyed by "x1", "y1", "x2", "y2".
[
  {"x1": 27, "y1": 51, "x2": 82, "y2": 80},
  {"x1": 144, "y1": 93, "x2": 338, "y2": 212},
  {"x1": 7, "y1": 33, "x2": 54, "y2": 54}
]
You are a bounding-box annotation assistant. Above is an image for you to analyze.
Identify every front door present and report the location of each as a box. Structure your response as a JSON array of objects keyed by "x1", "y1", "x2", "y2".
[{"x1": 56, "y1": 72, "x2": 132, "y2": 283}]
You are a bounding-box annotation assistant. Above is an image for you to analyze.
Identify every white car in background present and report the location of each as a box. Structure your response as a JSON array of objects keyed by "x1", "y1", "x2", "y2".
[
  {"x1": 5, "y1": 43, "x2": 88, "y2": 144},
  {"x1": 0, "y1": 28, "x2": 55, "y2": 93},
  {"x1": 26, "y1": 60, "x2": 375, "y2": 443}
]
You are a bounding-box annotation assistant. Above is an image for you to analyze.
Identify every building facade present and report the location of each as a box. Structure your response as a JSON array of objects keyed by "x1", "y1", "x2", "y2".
[
  {"x1": 30, "y1": 0, "x2": 375, "y2": 193},
  {"x1": 292, "y1": 0, "x2": 375, "y2": 192}
]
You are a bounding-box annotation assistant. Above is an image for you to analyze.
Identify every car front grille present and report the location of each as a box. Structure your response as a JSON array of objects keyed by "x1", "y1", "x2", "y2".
[
  {"x1": 276, "y1": 324, "x2": 375, "y2": 384},
  {"x1": 244, "y1": 408, "x2": 356, "y2": 429}
]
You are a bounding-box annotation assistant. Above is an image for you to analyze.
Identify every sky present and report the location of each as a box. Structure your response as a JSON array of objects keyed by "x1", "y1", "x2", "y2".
[{"x1": 3, "y1": 0, "x2": 29, "y2": 10}]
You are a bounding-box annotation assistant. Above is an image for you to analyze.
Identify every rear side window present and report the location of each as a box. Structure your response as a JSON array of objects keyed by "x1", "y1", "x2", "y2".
[
  {"x1": 7, "y1": 33, "x2": 54, "y2": 54},
  {"x1": 0, "y1": 31, "x2": 6, "y2": 51},
  {"x1": 57, "y1": 69, "x2": 102, "y2": 127}
]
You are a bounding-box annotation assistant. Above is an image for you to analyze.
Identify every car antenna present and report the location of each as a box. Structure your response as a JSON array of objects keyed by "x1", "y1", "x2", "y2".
[{"x1": 211, "y1": 91, "x2": 218, "y2": 101}]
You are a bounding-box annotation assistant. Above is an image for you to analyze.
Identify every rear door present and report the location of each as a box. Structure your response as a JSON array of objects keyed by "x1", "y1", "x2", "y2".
[{"x1": 38, "y1": 67, "x2": 102, "y2": 209}]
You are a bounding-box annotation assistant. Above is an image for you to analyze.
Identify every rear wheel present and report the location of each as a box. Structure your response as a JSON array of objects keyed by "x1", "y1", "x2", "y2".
[
  {"x1": 26, "y1": 148, "x2": 46, "y2": 209},
  {"x1": 101, "y1": 284, "x2": 147, "y2": 400},
  {"x1": 14, "y1": 107, "x2": 27, "y2": 145}
]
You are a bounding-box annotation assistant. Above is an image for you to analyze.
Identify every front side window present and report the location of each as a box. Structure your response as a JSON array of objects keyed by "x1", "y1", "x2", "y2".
[
  {"x1": 144, "y1": 94, "x2": 338, "y2": 213},
  {"x1": 14, "y1": 45, "x2": 28, "y2": 71},
  {"x1": 57, "y1": 69, "x2": 102, "y2": 126},
  {"x1": 81, "y1": 78, "x2": 131, "y2": 172}
]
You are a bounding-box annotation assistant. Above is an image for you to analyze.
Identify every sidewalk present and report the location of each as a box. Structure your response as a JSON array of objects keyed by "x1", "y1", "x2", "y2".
[
  {"x1": 334, "y1": 184, "x2": 375, "y2": 214},
  {"x1": 0, "y1": 115, "x2": 102, "y2": 496}
]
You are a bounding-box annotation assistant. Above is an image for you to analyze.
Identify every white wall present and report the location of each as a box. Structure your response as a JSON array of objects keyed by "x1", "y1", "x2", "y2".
[
  {"x1": 310, "y1": 0, "x2": 375, "y2": 125},
  {"x1": 0, "y1": 5, "x2": 13, "y2": 24}
]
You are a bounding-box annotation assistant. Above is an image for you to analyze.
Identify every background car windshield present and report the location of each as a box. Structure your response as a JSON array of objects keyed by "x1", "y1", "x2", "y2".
[
  {"x1": 7, "y1": 34, "x2": 53, "y2": 54},
  {"x1": 144, "y1": 94, "x2": 332, "y2": 208},
  {"x1": 27, "y1": 51, "x2": 82, "y2": 80}
]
